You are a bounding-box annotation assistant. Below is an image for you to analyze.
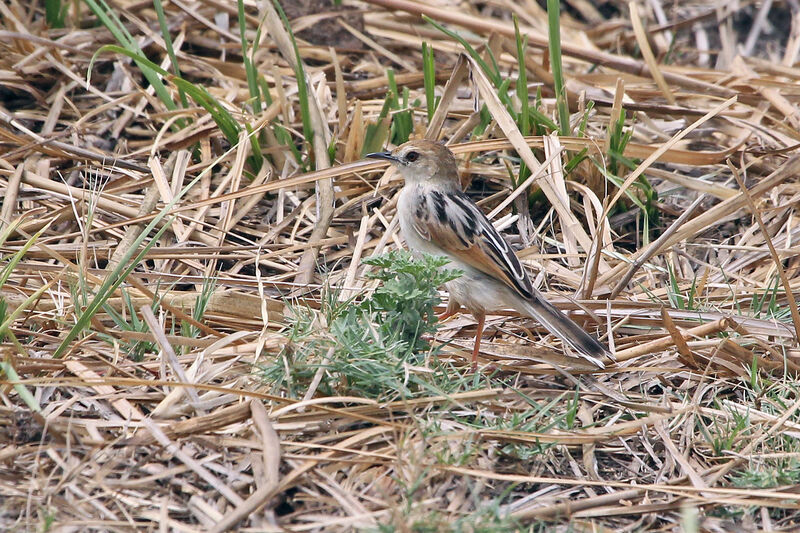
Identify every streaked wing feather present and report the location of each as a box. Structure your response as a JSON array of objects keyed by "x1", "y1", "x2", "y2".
[{"x1": 416, "y1": 190, "x2": 534, "y2": 299}]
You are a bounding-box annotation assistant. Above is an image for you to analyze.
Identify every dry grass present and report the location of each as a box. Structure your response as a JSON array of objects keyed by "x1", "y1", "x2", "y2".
[{"x1": 3, "y1": 0, "x2": 800, "y2": 530}]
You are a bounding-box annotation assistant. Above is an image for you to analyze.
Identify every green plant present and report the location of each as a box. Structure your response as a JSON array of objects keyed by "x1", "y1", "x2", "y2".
[
  {"x1": 665, "y1": 263, "x2": 686, "y2": 310},
  {"x1": 750, "y1": 275, "x2": 793, "y2": 323},
  {"x1": 39, "y1": 506, "x2": 57, "y2": 532},
  {"x1": 45, "y1": 0, "x2": 67, "y2": 28},
  {"x1": 734, "y1": 457, "x2": 800, "y2": 488},
  {"x1": 697, "y1": 400, "x2": 750, "y2": 456},
  {"x1": 101, "y1": 289, "x2": 155, "y2": 362},
  {"x1": 361, "y1": 95, "x2": 393, "y2": 156},
  {"x1": 181, "y1": 278, "x2": 216, "y2": 343},
  {"x1": 386, "y1": 69, "x2": 414, "y2": 145},
  {"x1": 361, "y1": 251, "x2": 459, "y2": 352},
  {"x1": 0, "y1": 220, "x2": 53, "y2": 413},
  {"x1": 153, "y1": 0, "x2": 189, "y2": 109},
  {"x1": 605, "y1": 109, "x2": 635, "y2": 178},
  {"x1": 594, "y1": 108, "x2": 658, "y2": 245},
  {"x1": 360, "y1": 69, "x2": 415, "y2": 155},
  {"x1": 272, "y1": 0, "x2": 316, "y2": 169},
  {"x1": 546, "y1": 0, "x2": 570, "y2": 136},
  {"x1": 84, "y1": 0, "x2": 180, "y2": 120},
  {"x1": 97, "y1": 275, "x2": 215, "y2": 361},
  {"x1": 262, "y1": 251, "x2": 462, "y2": 400},
  {"x1": 422, "y1": 42, "x2": 437, "y2": 121}
]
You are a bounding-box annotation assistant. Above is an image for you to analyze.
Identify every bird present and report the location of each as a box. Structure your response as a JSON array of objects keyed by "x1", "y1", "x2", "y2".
[{"x1": 366, "y1": 139, "x2": 610, "y2": 369}]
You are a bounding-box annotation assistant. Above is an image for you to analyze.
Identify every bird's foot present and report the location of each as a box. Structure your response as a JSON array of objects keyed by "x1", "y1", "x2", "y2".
[{"x1": 436, "y1": 308, "x2": 459, "y2": 322}]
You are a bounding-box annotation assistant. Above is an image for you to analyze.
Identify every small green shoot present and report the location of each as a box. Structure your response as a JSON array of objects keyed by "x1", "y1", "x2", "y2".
[
  {"x1": 153, "y1": 0, "x2": 189, "y2": 109},
  {"x1": 697, "y1": 401, "x2": 750, "y2": 456},
  {"x1": 45, "y1": 0, "x2": 67, "y2": 28},
  {"x1": 547, "y1": 0, "x2": 570, "y2": 136},
  {"x1": 273, "y1": 0, "x2": 317, "y2": 169},
  {"x1": 238, "y1": 0, "x2": 262, "y2": 113},
  {"x1": 666, "y1": 263, "x2": 685, "y2": 310},
  {"x1": 101, "y1": 289, "x2": 157, "y2": 361},
  {"x1": 422, "y1": 42, "x2": 437, "y2": 121},
  {"x1": 361, "y1": 94, "x2": 393, "y2": 156},
  {"x1": 472, "y1": 105, "x2": 492, "y2": 137},
  {"x1": 387, "y1": 69, "x2": 414, "y2": 145},
  {"x1": 565, "y1": 386, "x2": 580, "y2": 429},
  {"x1": 181, "y1": 278, "x2": 216, "y2": 343}
]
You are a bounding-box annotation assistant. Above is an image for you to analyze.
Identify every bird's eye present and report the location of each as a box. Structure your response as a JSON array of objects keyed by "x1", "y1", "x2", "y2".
[{"x1": 405, "y1": 151, "x2": 420, "y2": 162}]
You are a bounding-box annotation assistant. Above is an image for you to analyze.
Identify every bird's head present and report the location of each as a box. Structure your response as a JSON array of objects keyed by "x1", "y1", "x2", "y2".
[{"x1": 366, "y1": 139, "x2": 458, "y2": 187}]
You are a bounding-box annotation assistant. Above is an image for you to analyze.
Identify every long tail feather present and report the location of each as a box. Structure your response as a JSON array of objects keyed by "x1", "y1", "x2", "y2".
[{"x1": 517, "y1": 295, "x2": 610, "y2": 369}]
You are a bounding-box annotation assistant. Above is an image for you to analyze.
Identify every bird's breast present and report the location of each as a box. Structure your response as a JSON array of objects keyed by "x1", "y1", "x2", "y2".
[{"x1": 397, "y1": 186, "x2": 440, "y2": 257}]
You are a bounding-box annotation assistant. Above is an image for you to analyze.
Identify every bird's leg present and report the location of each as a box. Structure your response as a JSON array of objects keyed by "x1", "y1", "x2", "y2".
[
  {"x1": 436, "y1": 300, "x2": 461, "y2": 322},
  {"x1": 471, "y1": 312, "x2": 486, "y2": 370}
]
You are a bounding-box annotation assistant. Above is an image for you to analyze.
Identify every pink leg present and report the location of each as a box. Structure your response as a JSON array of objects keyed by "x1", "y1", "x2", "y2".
[{"x1": 471, "y1": 313, "x2": 486, "y2": 370}]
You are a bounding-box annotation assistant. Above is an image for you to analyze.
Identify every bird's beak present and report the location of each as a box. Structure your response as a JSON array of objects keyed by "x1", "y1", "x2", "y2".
[{"x1": 365, "y1": 151, "x2": 399, "y2": 163}]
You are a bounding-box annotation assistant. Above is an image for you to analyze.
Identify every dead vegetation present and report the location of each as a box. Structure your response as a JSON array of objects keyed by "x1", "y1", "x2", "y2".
[{"x1": 3, "y1": 0, "x2": 800, "y2": 530}]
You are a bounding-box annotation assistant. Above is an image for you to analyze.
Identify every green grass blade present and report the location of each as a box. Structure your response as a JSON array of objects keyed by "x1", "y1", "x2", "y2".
[
  {"x1": 361, "y1": 94, "x2": 393, "y2": 155},
  {"x1": 386, "y1": 70, "x2": 413, "y2": 144},
  {"x1": 0, "y1": 216, "x2": 25, "y2": 248},
  {"x1": 0, "y1": 359, "x2": 41, "y2": 413},
  {"x1": 0, "y1": 277, "x2": 59, "y2": 349},
  {"x1": 514, "y1": 15, "x2": 530, "y2": 138},
  {"x1": 273, "y1": 0, "x2": 315, "y2": 167},
  {"x1": 546, "y1": 0, "x2": 570, "y2": 136},
  {"x1": 511, "y1": 20, "x2": 535, "y2": 188},
  {"x1": 0, "y1": 223, "x2": 51, "y2": 289},
  {"x1": 153, "y1": 0, "x2": 189, "y2": 109},
  {"x1": 577, "y1": 100, "x2": 594, "y2": 137},
  {"x1": 422, "y1": 42, "x2": 436, "y2": 121},
  {"x1": 529, "y1": 106, "x2": 559, "y2": 132},
  {"x1": 83, "y1": 0, "x2": 178, "y2": 113},
  {"x1": 387, "y1": 68, "x2": 400, "y2": 110},
  {"x1": 45, "y1": 0, "x2": 66, "y2": 28},
  {"x1": 563, "y1": 147, "x2": 588, "y2": 174},
  {"x1": 238, "y1": 0, "x2": 262, "y2": 112},
  {"x1": 83, "y1": 0, "x2": 135, "y2": 47},
  {"x1": 424, "y1": 16, "x2": 500, "y2": 87},
  {"x1": 472, "y1": 104, "x2": 492, "y2": 137}
]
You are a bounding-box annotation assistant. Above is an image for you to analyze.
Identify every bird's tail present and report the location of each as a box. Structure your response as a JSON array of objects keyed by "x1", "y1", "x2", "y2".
[{"x1": 517, "y1": 294, "x2": 610, "y2": 369}]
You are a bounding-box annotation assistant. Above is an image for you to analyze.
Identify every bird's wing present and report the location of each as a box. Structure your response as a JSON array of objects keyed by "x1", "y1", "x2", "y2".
[{"x1": 412, "y1": 189, "x2": 534, "y2": 300}]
